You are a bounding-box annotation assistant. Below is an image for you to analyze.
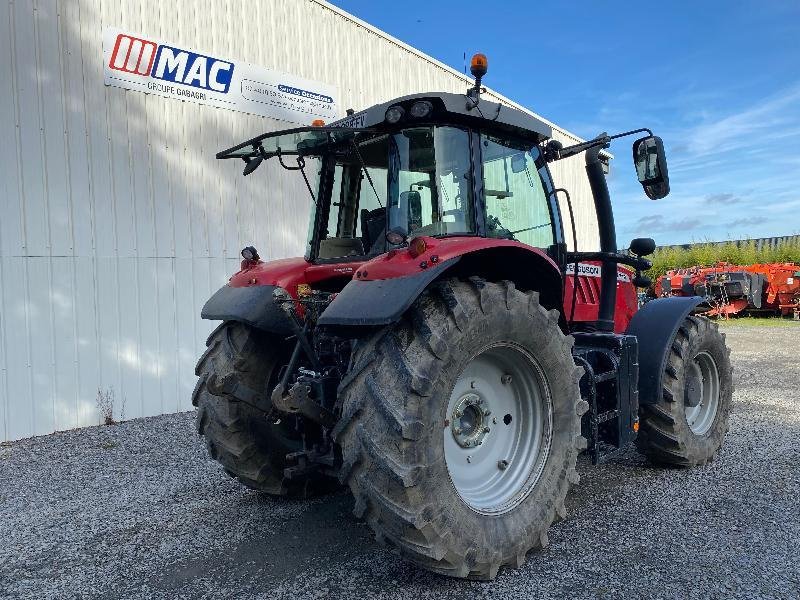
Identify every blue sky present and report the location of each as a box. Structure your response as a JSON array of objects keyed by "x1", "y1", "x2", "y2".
[{"x1": 330, "y1": 1, "x2": 800, "y2": 245}]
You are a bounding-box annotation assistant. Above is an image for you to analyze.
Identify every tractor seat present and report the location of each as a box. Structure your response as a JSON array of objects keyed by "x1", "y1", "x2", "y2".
[{"x1": 361, "y1": 207, "x2": 387, "y2": 255}]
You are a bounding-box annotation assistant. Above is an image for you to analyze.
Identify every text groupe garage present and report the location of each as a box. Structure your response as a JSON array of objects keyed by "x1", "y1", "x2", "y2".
[{"x1": 147, "y1": 80, "x2": 207, "y2": 100}]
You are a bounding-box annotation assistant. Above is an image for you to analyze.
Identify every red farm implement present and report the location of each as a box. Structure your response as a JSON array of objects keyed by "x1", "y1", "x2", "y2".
[
  {"x1": 655, "y1": 261, "x2": 800, "y2": 318},
  {"x1": 747, "y1": 263, "x2": 800, "y2": 318}
]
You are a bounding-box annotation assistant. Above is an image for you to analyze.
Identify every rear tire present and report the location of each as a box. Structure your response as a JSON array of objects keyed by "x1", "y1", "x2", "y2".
[
  {"x1": 636, "y1": 315, "x2": 733, "y2": 466},
  {"x1": 334, "y1": 278, "x2": 586, "y2": 579},
  {"x1": 194, "y1": 321, "x2": 335, "y2": 497}
]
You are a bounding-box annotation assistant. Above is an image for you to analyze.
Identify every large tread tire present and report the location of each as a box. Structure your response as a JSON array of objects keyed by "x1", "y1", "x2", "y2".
[
  {"x1": 636, "y1": 315, "x2": 733, "y2": 466},
  {"x1": 334, "y1": 278, "x2": 586, "y2": 579},
  {"x1": 194, "y1": 321, "x2": 334, "y2": 497}
]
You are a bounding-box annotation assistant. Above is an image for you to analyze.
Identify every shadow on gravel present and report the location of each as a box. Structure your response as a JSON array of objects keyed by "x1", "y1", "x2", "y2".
[
  {"x1": 145, "y1": 490, "x2": 376, "y2": 593},
  {"x1": 145, "y1": 455, "x2": 642, "y2": 597}
]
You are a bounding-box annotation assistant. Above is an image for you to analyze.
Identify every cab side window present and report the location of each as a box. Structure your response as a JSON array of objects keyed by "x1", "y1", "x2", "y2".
[{"x1": 480, "y1": 136, "x2": 554, "y2": 248}]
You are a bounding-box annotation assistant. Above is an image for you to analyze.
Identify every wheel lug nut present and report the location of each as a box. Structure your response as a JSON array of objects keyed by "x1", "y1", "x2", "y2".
[
  {"x1": 492, "y1": 417, "x2": 497, "y2": 424},
  {"x1": 483, "y1": 427, "x2": 490, "y2": 433},
  {"x1": 498, "y1": 459, "x2": 509, "y2": 470},
  {"x1": 467, "y1": 456, "x2": 472, "y2": 463},
  {"x1": 470, "y1": 381, "x2": 476, "y2": 389},
  {"x1": 501, "y1": 374, "x2": 512, "y2": 385}
]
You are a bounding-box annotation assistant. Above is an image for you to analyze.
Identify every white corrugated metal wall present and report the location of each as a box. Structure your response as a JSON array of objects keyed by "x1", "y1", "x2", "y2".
[{"x1": 0, "y1": 0, "x2": 600, "y2": 441}]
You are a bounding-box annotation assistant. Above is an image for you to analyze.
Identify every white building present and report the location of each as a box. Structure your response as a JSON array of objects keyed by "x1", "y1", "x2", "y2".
[{"x1": 0, "y1": 0, "x2": 603, "y2": 441}]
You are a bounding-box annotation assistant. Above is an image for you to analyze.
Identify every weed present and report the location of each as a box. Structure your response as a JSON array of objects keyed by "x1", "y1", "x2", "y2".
[{"x1": 97, "y1": 387, "x2": 117, "y2": 426}]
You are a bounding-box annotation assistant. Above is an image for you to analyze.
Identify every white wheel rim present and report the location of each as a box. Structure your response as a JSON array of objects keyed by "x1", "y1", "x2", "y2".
[
  {"x1": 684, "y1": 351, "x2": 720, "y2": 435},
  {"x1": 443, "y1": 343, "x2": 553, "y2": 515}
]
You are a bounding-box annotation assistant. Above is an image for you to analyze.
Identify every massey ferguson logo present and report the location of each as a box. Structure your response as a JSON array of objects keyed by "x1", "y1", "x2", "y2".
[{"x1": 109, "y1": 33, "x2": 234, "y2": 93}]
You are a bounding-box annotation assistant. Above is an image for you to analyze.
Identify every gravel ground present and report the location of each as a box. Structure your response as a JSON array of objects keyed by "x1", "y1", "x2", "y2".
[{"x1": 1, "y1": 323, "x2": 799, "y2": 599}]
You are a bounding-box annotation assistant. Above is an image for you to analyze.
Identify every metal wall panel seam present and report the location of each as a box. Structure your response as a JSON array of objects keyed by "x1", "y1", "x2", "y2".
[
  {"x1": 8, "y1": 0, "x2": 27, "y2": 257},
  {"x1": 32, "y1": 0, "x2": 53, "y2": 258},
  {"x1": 55, "y1": 0, "x2": 85, "y2": 426},
  {"x1": 80, "y1": 0, "x2": 105, "y2": 426},
  {"x1": 23, "y1": 249, "x2": 35, "y2": 436},
  {"x1": 0, "y1": 257, "x2": 8, "y2": 441},
  {"x1": 99, "y1": 1, "x2": 122, "y2": 416},
  {"x1": 9, "y1": 0, "x2": 37, "y2": 437},
  {"x1": 0, "y1": 0, "x2": 10, "y2": 438},
  {"x1": 35, "y1": 0, "x2": 62, "y2": 431}
]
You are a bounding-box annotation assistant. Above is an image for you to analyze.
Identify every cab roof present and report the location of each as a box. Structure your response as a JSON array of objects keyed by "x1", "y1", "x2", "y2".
[
  {"x1": 217, "y1": 91, "x2": 554, "y2": 160},
  {"x1": 330, "y1": 92, "x2": 553, "y2": 142}
]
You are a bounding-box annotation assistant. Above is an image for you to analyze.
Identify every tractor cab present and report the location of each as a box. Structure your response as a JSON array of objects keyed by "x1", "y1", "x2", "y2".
[{"x1": 217, "y1": 91, "x2": 561, "y2": 267}]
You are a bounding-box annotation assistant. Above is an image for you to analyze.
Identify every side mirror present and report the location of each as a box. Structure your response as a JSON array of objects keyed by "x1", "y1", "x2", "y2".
[
  {"x1": 632, "y1": 135, "x2": 669, "y2": 199},
  {"x1": 242, "y1": 155, "x2": 263, "y2": 176},
  {"x1": 630, "y1": 237, "x2": 656, "y2": 257}
]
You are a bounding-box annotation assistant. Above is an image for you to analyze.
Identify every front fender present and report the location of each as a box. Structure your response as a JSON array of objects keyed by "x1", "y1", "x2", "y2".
[{"x1": 626, "y1": 296, "x2": 706, "y2": 405}]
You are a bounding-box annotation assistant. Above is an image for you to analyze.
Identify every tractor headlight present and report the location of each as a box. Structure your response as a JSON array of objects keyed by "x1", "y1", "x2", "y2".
[
  {"x1": 385, "y1": 105, "x2": 404, "y2": 124},
  {"x1": 409, "y1": 100, "x2": 433, "y2": 118}
]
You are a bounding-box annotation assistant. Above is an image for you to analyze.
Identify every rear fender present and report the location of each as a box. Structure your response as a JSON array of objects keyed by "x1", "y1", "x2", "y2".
[
  {"x1": 201, "y1": 256, "x2": 361, "y2": 335},
  {"x1": 626, "y1": 296, "x2": 706, "y2": 405},
  {"x1": 318, "y1": 240, "x2": 563, "y2": 328},
  {"x1": 202, "y1": 284, "x2": 295, "y2": 335}
]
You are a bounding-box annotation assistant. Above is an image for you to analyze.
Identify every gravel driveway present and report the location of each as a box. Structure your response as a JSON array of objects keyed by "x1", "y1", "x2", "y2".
[{"x1": 1, "y1": 323, "x2": 799, "y2": 599}]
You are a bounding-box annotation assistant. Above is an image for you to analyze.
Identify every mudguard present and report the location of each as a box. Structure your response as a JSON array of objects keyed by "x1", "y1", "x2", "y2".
[
  {"x1": 317, "y1": 258, "x2": 458, "y2": 327},
  {"x1": 626, "y1": 296, "x2": 706, "y2": 405},
  {"x1": 201, "y1": 284, "x2": 294, "y2": 335}
]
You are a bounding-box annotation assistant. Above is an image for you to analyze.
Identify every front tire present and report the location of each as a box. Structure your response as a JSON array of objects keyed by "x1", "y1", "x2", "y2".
[
  {"x1": 334, "y1": 278, "x2": 586, "y2": 579},
  {"x1": 636, "y1": 315, "x2": 733, "y2": 466}
]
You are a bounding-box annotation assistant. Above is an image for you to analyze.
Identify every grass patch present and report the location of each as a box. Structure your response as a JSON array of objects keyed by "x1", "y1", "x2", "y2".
[
  {"x1": 716, "y1": 317, "x2": 799, "y2": 327},
  {"x1": 649, "y1": 238, "x2": 800, "y2": 280}
]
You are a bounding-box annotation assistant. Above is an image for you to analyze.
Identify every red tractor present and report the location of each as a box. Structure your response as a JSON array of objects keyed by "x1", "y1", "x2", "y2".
[{"x1": 195, "y1": 56, "x2": 733, "y2": 579}]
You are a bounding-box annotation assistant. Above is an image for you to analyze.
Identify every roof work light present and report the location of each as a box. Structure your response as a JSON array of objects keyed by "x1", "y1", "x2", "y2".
[{"x1": 470, "y1": 53, "x2": 488, "y2": 78}]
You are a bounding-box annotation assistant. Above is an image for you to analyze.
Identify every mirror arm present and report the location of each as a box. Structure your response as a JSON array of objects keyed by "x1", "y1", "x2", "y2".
[{"x1": 548, "y1": 127, "x2": 653, "y2": 162}]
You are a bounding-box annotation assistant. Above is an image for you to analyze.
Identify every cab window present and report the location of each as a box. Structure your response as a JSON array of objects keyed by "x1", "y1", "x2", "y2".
[
  {"x1": 388, "y1": 127, "x2": 475, "y2": 237},
  {"x1": 480, "y1": 136, "x2": 554, "y2": 248},
  {"x1": 316, "y1": 136, "x2": 389, "y2": 259}
]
